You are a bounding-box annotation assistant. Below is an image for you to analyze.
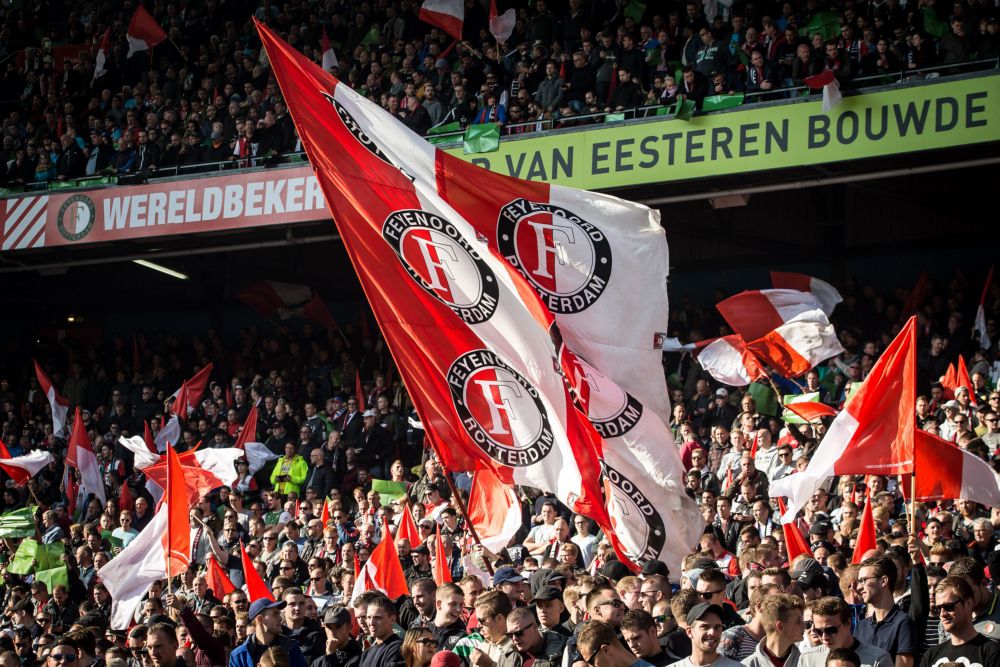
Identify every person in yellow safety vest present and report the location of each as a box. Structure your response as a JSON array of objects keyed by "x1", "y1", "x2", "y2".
[{"x1": 270, "y1": 441, "x2": 308, "y2": 495}]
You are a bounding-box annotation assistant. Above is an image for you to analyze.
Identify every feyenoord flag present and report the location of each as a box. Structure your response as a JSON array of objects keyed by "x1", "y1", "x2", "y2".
[{"x1": 256, "y1": 21, "x2": 699, "y2": 569}]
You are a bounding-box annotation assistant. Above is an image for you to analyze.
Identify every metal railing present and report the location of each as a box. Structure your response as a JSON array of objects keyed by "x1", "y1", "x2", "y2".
[{"x1": 4, "y1": 58, "x2": 996, "y2": 195}]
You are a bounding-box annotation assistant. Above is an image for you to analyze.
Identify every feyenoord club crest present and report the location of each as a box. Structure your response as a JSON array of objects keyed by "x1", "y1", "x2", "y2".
[
  {"x1": 602, "y1": 461, "x2": 666, "y2": 564},
  {"x1": 497, "y1": 199, "x2": 612, "y2": 314},
  {"x1": 447, "y1": 350, "x2": 555, "y2": 467},
  {"x1": 583, "y1": 376, "x2": 644, "y2": 439},
  {"x1": 383, "y1": 210, "x2": 499, "y2": 324},
  {"x1": 322, "y1": 93, "x2": 414, "y2": 181}
]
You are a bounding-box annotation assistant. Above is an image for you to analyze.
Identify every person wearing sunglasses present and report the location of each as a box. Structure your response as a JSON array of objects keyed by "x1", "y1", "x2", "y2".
[
  {"x1": 693, "y1": 571, "x2": 742, "y2": 629},
  {"x1": 797, "y1": 597, "x2": 891, "y2": 667},
  {"x1": 505, "y1": 607, "x2": 557, "y2": 666},
  {"x1": 922, "y1": 576, "x2": 1000, "y2": 667},
  {"x1": 587, "y1": 584, "x2": 626, "y2": 629},
  {"x1": 46, "y1": 641, "x2": 80, "y2": 667},
  {"x1": 401, "y1": 629, "x2": 437, "y2": 667}
]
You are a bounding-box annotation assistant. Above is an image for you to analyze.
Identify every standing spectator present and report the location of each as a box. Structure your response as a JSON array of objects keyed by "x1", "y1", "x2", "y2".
[
  {"x1": 853, "y1": 558, "x2": 916, "y2": 665},
  {"x1": 535, "y1": 61, "x2": 565, "y2": 114},
  {"x1": 919, "y1": 577, "x2": 1000, "y2": 667},
  {"x1": 56, "y1": 134, "x2": 85, "y2": 180},
  {"x1": 939, "y1": 18, "x2": 971, "y2": 64}
]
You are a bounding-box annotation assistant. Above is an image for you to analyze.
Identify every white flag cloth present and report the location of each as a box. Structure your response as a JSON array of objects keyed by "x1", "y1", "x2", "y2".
[
  {"x1": 118, "y1": 435, "x2": 161, "y2": 469},
  {"x1": 244, "y1": 441, "x2": 279, "y2": 475},
  {"x1": 192, "y1": 448, "x2": 242, "y2": 487},
  {"x1": 33, "y1": 362, "x2": 69, "y2": 438},
  {"x1": 154, "y1": 416, "x2": 181, "y2": 453},
  {"x1": 0, "y1": 451, "x2": 54, "y2": 478},
  {"x1": 100, "y1": 508, "x2": 168, "y2": 629}
]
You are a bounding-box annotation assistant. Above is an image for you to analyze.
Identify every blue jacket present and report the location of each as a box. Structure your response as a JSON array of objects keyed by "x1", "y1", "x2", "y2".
[{"x1": 229, "y1": 634, "x2": 307, "y2": 667}]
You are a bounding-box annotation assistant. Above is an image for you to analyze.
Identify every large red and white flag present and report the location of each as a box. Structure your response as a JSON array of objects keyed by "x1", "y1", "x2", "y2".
[
  {"x1": 694, "y1": 335, "x2": 767, "y2": 386},
  {"x1": 770, "y1": 271, "x2": 842, "y2": 317},
  {"x1": 255, "y1": 21, "x2": 699, "y2": 569},
  {"x1": 771, "y1": 317, "x2": 917, "y2": 521},
  {"x1": 351, "y1": 517, "x2": 410, "y2": 601},
  {"x1": 101, "y1": 505, "x2": 170, "y2": 628},
  {"x1": 911, "y1": 430, "x2": 1000, "y2": 506},
  {"x1": 126, "y1": 5, "x2": 167, "y2": 57},
  {"x1": 419, "y1": 0, "x2": 464, "y2": 40},
  {"x1": 0, "y1": 440, "x2": 54, "y2": 486},
  {"x1": 467, "y1": 467, "x2": 521, "y2": 554},
  {"x1": 717, "y1": 289, "x2": 825, "y2": 341},
  {"x1": 33, "y1": 361, "x2": 69, "y2": 437},
  {"x1": 163, "y1": 445, "x2": 191, "y2": 577},
  {"x1": 237, "y1": 281, "x2": 340, "y2": 331},
  {"x1": 142, "y1": 447, "x2": 242, "y2": 505},
  {"x1": 93, "y1": 29, "x2": 111, "y2": 82},
  {"x1": 67, "y1": 408, "x2": 106, "y2": 505},
  {"x1": 747, "y1": 314, "x2": 844, "y2": 378},
  {"x1": 170, "y1": 363, "x2": 213, "y2": 418},
  {"x1": 974, "y1": 266, "x2": 993, "y2": 350}
]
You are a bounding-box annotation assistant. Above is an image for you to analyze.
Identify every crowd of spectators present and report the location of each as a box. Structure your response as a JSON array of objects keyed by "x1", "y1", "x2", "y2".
[
  {"x1": 1, "y1": 0, "x2": 998, "y2": 187},
  {"x1": 0, "y1": 265, "x2": 998, "y2": 667}
]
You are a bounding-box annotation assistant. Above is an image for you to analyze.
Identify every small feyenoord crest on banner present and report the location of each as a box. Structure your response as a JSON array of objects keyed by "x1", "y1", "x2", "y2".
[
  {"x1": 383, "y1": 209, "x2": 499, "y2": 324},
  {"x1": 446, "y1": 350, "x2": 555, "y2": 467},
  {"x1": 497, "y1": 199, "x2": 613, "y2": 314}
]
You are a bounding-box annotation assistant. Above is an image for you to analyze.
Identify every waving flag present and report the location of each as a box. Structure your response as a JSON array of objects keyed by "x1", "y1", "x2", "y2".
[
  {"x1": 770, "y1": 272, "x2": 842, "y2": 317},
  {"x1": 397, "y1": 501, "x2": 421, "y2": 546},
  {"x1": 164, "y1": 445, "x2": 191, "y2": 576},
  {"x1": 783, "y1": 397, "x2": 837, "y2": 424},
  {"x1": 142, "y1": 447, "x2": 241, "y2": 504},
  {"x1": 320, "y1": 28, "x2": 339, "y2": 71},
  {"x1": 772, "y1": 318, "x2": 916, "y2": 522},
  {"x1": 233, "y1": 403, "x2": 258, "y2": 449},
  {"x1": 420, "y1": 0, "x2": 464, "y2": 39},
  {"x1": 974, "y1": 266, "x2": 993, "y2": 350},
  {"x1": 0, "y1": 446, "x2": 54, "y2": 486},
  {"x1": 171, "y1": 363, "x2": 213, "y2": 418},
  {"x1": 776, "y1": 498, "x2": 811, "y2": 564},
  {"x1": 67, "y1": 409, "x2": 106, "y2": 505},
  {"x1": 93, "y1": 29, "x2": 111, "y2": 82},
  {"x1": 237, "y1": 281, "x2": 340, "y2": 331},
  {"x1": 467, "y1": 467, "x2": 521, "y2": 554},
  {"x1": 255, "y1": 21, "x2": 699, "y2": 571},
  {"x1": 206, "y1": 555, "x2": 236, "y2": 597},
  {"x1": 351, "y1": 517, "x2": 409, "y2": 601},
  {"x1": 488, "y1": 0, "x2": 516, "y2": 42},
  {"x1": 240, "y1": 541, "x2": 274, "y2": 601},
  {"x1": 126, "y1": 5, "x2": 167, "y2": 57},
  {"x1": 154, "y1": 415, "x2": 181, "y2": 453},
  {"x1": 717, "y1": 289, "x2": 825, "y2": 342},
  {"x1": 747, "y1": 313, "x2": 843, "y2": 377},
  {"x1": 100, "y1": 506, "x2": 170, "y2": 628},
  {"x1": 911, "y1": 430, "x2": 1000, "y2": 506},
  {"x1": 941, "y1": 355, "x2": 976, "y2": 406},
  {"x1": 851, "y1": 493, "x2": 877, "y2": 563},
  {"x1": 33, "y1": 361, "x2": 69, "y2": 437},
  {"x1": 694, "y1": 335, "x2": 767, "y2": 386},
  {"x1": 355, "y1": 370, "x2": 366, "y2": 413},
  {"x1": 433, "y1": 524, "x2": 452, "y2": 584}
]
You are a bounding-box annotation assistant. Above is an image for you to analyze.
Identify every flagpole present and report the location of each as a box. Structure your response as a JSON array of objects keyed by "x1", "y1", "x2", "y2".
[
  {"x1": 439, "y1": 465, "x2": 495, "y2": 576},
  {"x1": 909, "y1": 469, "x2": 917, "y2": 539},
  {"x1": 166, "y1": 443, "x2": 173, "y2": 600}
]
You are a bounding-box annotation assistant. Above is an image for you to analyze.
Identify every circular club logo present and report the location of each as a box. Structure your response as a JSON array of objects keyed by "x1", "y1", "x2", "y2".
[
  {"x1": 497, "y1": 198, "x2": 612, "y2": 314},
  {"x1": 383, "y1": 210, "x2": 499, "y2": 324},
  {"x1": 56, "y1": 194, "x2": 96, "y2": 242},
  {"x1": 322, "y1": 93, "x2": 413, "y2": 180},
  {"x1": 447, "y1": 350, "x2": 555, "y2": 467},
  {"x1": 602, "y1": 461, "x2": 666, "y2": 565}
]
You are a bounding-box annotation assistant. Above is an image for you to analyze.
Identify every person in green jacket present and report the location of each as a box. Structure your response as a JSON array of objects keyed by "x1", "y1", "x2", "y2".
[{"x1": 270, "y1": 441, "x2": 308, "y2": 495}]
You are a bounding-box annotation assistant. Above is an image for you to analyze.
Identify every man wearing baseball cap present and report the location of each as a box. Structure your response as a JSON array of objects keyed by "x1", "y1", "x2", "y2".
[
  {"x1": 311, "y1": 606, "x2": 362, "y2": 667},
  {"x1": 230, "y1": 598, "x2": 307, "y2": 667},
  {"x1": 666, "y1": 603, "x2": 742, "y2": 667},
  {"x1": 492, "y1": 566, "x2": 527, "y2": 608}
]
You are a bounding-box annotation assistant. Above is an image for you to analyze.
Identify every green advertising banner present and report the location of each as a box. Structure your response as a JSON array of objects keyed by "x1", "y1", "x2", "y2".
[{"x1": 445, "y1": 74, "x2": 1000, "y2": 190}]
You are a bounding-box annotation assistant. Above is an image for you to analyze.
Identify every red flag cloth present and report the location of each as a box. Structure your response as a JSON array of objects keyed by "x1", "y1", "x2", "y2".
[
  {"x1": 0, "y1": 438, "x2": 25, "y2": 485},
  {"x1": 164, "y1": 445, "x2": 192, "y2": 577},
  {"x1": 397, "y1": 502, "x2": 420, "y2": 546},
  {"x1": 695, "y1": 335, "x2": 767, "y2": 386},
  {"x1": 240, "y1": 541, "x2": 274, "y2": 601},
  {"x1": 236, "y1": 281, "x2": 340, "y2": 330},
  {"x1": 33, "y1": 360, "x2": 69, "y2": 437},
  {"x1": 746, "y1": 317, "x2": 843, "y2": 378},
  {"x1": 772, "y1": 318, "x2": 917, "y2": 521},
  {"x1": 748, "y1": 429, "x2": 760, "y2": 459},
  {"x1": 901, "y1": 270, "x2": 929, "y2": 318},
  {"x1": 433, "y1": 525, "x2": 452, "y2": 584},
  {"x1": 172, "y1": 363, "x2": 214, "y2": 418},
  {"x1": 941, "y1": 363, "x2": 958, "y2": 400},
  {"x1": 804, "y1": 69, "x2": 835, "y2": 89},
  {"x1": 419, "y1": 0, "x2": 464, "y2": 40},
  {"x1": 68, "y1": 408, "x2": 107, "y2": 505},
  {"x1": 119, "y1": 482, "x2": 134, "y2": 513},
  {"x1": 770, "y1": 272, "x2": 842, "y2": 317},
  {"x1": 321, "y1": 498, "x2": 330, "y2": 526},
  {"x1": 785, "y1": 401, "x2": 838, "y2": 423},
  {"x1": 956, "y1": 356, "x2": 975, "y2": 406},
  {"x1": 911, "y1": 430, "x2": 1000, "y2": 506},
  {"x1": 127, "y1": 5, "x2": 167, "y2": 56},
  {"x1": 851, "y1": 494, "x2": 877, "y2": 564},
  {"x1": 351, "y1": 517, "x2": 410, "y2": 601},
  {"x1": 355, "y1": 371, "x2": 365, "y2": 413},
  {"x1": 206, "y1": 555, "x2": 236, "y2": 597},
  {"x1": 776, "y1": 498, "x2": 811, "y2": 564},
  {"x1": 466, "y1": 466, "x2": 521, "y2": 554},
  {"x1": 143, "y1": 451, "x2": 227, "y2": 507},
  {"x1": 716, "y1": 289, "x2": 824, "y2": 342},
  {"x1": 143, "y1": 421, "x2": 158, "y2": 454},
  {"x1": 233, "y1": 403, "x2": 258, "y2": 449}
]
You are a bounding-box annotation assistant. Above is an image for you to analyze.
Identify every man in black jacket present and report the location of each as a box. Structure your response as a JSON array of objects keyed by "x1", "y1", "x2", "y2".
[
  {"x1": 357, "y1": 410, "x2": 394, "y2": 477},
  {"x1": 56, "y1": 134, "x2": 85, "y2": 180},
  {"x1": 312, "y1": 606, "x2": 361, "y2": 667},
  {"x1": 303, "y1": 448, "x2": 334, "y2": 499}
]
